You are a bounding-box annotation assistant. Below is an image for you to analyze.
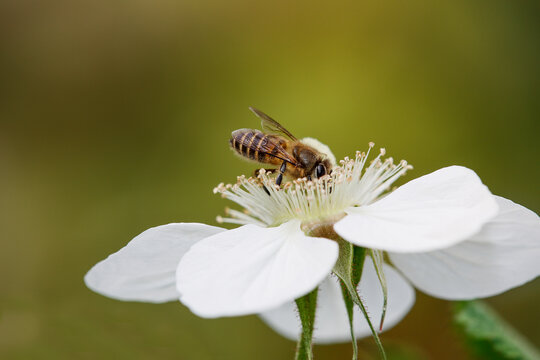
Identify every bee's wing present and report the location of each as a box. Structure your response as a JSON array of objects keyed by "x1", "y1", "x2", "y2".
[
  {"x1": 256, "y1": 134, "x2": 299, "y2": 166},
  {"x1": 249, "y1": 107, "x2": 298, "y2": 141}
]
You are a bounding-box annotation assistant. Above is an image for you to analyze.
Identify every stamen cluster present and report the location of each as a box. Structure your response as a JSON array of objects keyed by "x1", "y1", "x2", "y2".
[{"x1": 213, "y1": 143, "x2": 412, "y2": 227}]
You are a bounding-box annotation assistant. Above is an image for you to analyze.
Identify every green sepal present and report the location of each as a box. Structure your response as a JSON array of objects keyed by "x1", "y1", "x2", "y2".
[
  {"x1": 370, "y1": 249, "x2": 388, "y2": 332},
  {"x1": 339, "y1": 284, "x2": 358, "y2": 360},
  {"x1": 453, "y1": 300, "x2": 540, "y2": 360},
  {"x1": 333, "y1": 238, "x2": 387, "y2": 360},
  {"x1": 295, "y1": 288, "x2": 319, "y2": 360},
  {"x1": 339, "y1": 244, "x2": 365, "y2": 360}
]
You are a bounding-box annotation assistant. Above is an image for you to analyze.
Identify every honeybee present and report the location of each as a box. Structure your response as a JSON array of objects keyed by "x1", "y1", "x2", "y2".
[{"x1": 230, "y1": 107, "x2": 333, "y2": 186}]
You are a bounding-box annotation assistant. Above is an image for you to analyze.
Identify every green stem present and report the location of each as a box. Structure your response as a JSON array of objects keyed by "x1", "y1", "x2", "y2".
[{"x1": 295, "y1": 288, "x2": 319, "y2": 360}]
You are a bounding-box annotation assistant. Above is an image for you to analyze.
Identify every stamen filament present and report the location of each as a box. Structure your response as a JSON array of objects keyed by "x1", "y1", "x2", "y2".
[{"x1": 214, "y1": 143, "x2": 412, "y2": 227}]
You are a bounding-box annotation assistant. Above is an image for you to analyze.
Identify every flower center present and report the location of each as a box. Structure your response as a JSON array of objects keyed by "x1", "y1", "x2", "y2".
[{"x1": 214, "y1": 143, "x2": 412, "y2": 227}]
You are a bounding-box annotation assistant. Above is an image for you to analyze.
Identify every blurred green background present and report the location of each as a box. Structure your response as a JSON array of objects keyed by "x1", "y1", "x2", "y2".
[{"x1": 1, "y1": 0, "x2": 539, "y2": 359}]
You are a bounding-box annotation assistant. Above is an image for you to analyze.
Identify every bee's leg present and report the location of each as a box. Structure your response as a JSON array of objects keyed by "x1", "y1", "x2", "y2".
[
  {"x1": 275, "y1": 162, "x2": 287, "y2": 186},
  {"x1": 254, "y1": 168, "x2": 277, "y2": 196}
]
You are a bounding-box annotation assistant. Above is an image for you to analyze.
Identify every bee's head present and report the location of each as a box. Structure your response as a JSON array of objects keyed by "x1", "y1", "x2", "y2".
[
  {"x1": 313, "y1": 158, "x2": 332, "y2": 179},
  {"x1": 300, "y1": 138, "x2": 336, "y2": 180}
]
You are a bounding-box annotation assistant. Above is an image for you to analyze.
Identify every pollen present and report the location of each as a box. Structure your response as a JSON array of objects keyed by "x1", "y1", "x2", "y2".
[{"x1": 213, "y1": 143, "x2": 412, "y2": 227}]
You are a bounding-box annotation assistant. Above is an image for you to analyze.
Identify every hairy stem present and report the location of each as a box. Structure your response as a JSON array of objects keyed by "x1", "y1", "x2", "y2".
[{"x1": 295, "y1": 288, "x2": 319, "y2": 360}]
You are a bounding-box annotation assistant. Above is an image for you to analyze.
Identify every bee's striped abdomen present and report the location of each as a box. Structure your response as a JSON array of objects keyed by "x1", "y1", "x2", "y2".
[
  {"x1": 230, "y1": 129, "x2": 248, "y2": 155},
  {"x1": 255, "y1": 134, "x2": 269, "y2": 162},
  {"x1": 230, "y1": 129, "x2": 265, "y2": 162},
  {"x1": 250, "y1": 132, "x2": 266, "y2": 162},
  {"x1": 230, "y1": 129, "x2": 294, "y2": 166}
]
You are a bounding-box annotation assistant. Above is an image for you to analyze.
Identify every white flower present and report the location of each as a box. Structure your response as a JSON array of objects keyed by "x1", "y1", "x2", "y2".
[{"x1": 84, "y1": 141, "x2": 540, "y2": 344}]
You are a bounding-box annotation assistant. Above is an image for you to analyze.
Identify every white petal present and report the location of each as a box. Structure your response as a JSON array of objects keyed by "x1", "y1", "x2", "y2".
[
  {"x1": 176, "y1": 220, "x2": 339, "y2": 318},
  {"x1": 390, "y1": 196, "x2": 540, "y2": 299},
  {"x1": 335, "y1": 166, "x2": 498, "y2": 253},
  {"x1": 85, "y1": 223, "x2": 224, "y2": 303},
  {"x1": 259, "y1": 257, "x2": 415, "y2": 344}
]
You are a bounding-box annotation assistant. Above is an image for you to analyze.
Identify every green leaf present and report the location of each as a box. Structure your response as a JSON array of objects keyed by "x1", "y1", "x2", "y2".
[
  {"x1": 453, "y1": 300, "x2": 540, "y2": 360},
  {"x1": 333, "y1": 239, "x2": 387, "y2": 360},
  {"x1": 295, "y1": 288, "x2": 319, "y2": 360}
]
